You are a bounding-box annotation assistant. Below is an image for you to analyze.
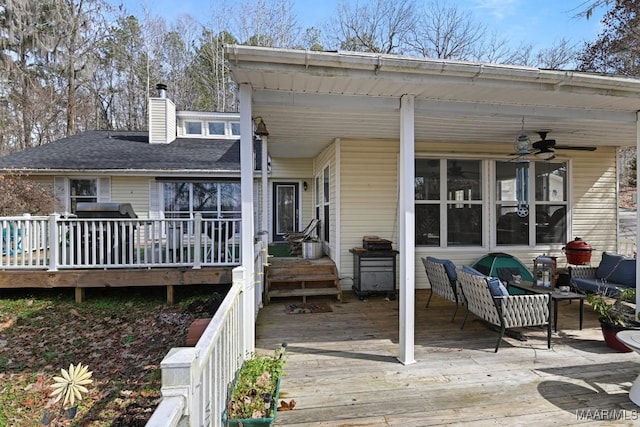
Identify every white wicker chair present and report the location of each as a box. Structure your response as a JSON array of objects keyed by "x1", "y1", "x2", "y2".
[
  {"x1": 422, "y1": 257, "x2": 461, "y2": 321},
  {"x1": 458, "y1": 270, "x2": 552, "y2": 352}
]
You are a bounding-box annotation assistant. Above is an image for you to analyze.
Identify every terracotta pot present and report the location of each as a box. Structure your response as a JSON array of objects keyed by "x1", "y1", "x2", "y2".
[{"x1": 600, "y1": 320, "x2": 633, "y2": 352}]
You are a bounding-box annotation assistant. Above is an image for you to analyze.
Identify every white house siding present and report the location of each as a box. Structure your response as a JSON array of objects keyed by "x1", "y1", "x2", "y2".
[
  {"x1": 570, "y1": 146, "x2": 618, "y2": 259},
  {"x1": 148, "y1": 98, "x2": 175, "y2": 144},
  {"x1": 111, "y1": 176, "x2": 150, "y2": 219},
  {"x1": 336, "y1": 139, "x2": 620, "y2": 290},
  {"x1": 339, "y1": 139, "x2": 398, "y2": 287},
  {"x1": 268, "y1": 157, "x2": 314, "y2": 240}
]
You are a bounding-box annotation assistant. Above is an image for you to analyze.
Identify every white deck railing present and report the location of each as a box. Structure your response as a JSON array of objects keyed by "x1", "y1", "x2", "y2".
[
  {"x1": 147, "y1": 234, "x2": 268, "y2": 426},
  {"x1": 0, "y1": 214, "x2": 241, "y2": 270}
]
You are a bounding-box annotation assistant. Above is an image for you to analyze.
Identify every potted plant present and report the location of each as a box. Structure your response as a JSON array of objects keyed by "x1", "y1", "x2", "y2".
[
  {"x1": 223, "y1": 343, "x2": 287, "y2": 426},
  {"x1": 587, "y1": 288, "x2": 639, "y2": 352}
]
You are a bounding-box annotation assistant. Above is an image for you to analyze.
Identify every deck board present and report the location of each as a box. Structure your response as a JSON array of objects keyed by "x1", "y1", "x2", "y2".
[{"x1": 256, "y1": 289, "x2": 640, "y2": 426}]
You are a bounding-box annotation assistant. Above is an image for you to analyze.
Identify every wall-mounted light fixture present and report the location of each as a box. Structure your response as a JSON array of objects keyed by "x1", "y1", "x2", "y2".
[
  {"x1": 252, "y1": 116, "x2": 269, "y2": 136},
  {"x1": 303, "y1": 181, "x2": 308, "y2": 191}
]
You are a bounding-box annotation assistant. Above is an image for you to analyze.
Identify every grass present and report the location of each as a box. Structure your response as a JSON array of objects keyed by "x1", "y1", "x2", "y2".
[{"x1": 0, "y1": 284, "x2": 229, "y2": 426}]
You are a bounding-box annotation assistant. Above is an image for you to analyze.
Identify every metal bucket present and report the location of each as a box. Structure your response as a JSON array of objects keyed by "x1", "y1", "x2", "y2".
[{"x1": 302, "y1": 241, "x2": 323, "y2": 259}]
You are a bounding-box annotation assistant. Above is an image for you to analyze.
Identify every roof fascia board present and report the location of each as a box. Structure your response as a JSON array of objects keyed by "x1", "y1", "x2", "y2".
[
  {"x1": 0, "y1": 169, "x2": 254, "y2": 177},
  {"x1": 226, "y1": 45, "x2": 640, "y2": 100},
  {"x1": 252, "y1": 89, "x2": 637, "y2": 123}
]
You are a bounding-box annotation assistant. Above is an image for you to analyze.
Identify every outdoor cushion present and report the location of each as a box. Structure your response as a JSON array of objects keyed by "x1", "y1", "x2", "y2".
[
  {"x1": 462, "y1": 265, "x2": 508, "y2": 297},
  {"x1": 607, "y1": 258, "x2": 636, "y2": 287},
  {"x1": 426, "y1": 256, "x2": 457, "y2": 286},
  {"x1": 462, "y1": 265, "x2": 484, "y2": 276},
  {"x1": 596, "y1": 252, "x2": 625, "y2": 280},
  {"x1": 488, "y1": 277, "x2": 509, "y2": 297}
]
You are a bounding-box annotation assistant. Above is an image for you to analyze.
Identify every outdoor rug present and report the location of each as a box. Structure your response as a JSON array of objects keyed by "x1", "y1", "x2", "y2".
[
  {"x1": 285, "y1": 302, "x2": 333, "y2": 314},
  {"x1": 268, "y1": 243, "x2": 293, "y2": 258}
]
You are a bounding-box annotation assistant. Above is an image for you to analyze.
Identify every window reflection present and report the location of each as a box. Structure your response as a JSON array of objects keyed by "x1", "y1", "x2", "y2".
[{"x1": 495, "y1": 161, "x2": 567, "y2": 245}]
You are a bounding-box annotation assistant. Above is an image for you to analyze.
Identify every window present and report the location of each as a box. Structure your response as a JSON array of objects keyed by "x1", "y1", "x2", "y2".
[
  {"x1": 186, "y1": 121, "x2": 202, "y2": 135},
  {"x1": 163, "y1": 181, "x2": 241, "y2": 219},
  {"x1": 231, "y1": 122, "x2": 240, "y2": 136},
  {"x1": 415, "y1": 159, "x2": 483, "y2": 247},
  {"x1": 208, "y1": 122, "x2": 225, "y2": 135},
  {"x1": 323, "y1": 166, "x2": 330, "y2": 242},
  {"x1": 69, "y1": 179, "x2": 97, "y2": 213},
  {"x1": 495, "y1": 161, "x2": 567, "y2": 245}
]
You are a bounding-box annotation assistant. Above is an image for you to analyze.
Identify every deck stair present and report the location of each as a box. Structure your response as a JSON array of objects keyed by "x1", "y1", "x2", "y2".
[{"x1": 265, "y1": 258, "x2": 342, "y2": 303}]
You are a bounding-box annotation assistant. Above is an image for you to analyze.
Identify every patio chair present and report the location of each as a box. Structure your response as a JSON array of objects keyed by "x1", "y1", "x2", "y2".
[
  {"x1": 458, "y1": 269, "x2": 551, "y2": 353},
  {"x1": 284, "y1": 218, "x2": 319, "y2": 242},
  {"x1": 422, "y1": 256, "x2": 462, "y2": 322},
  {"x1": 286, "y1": 219, "x2": 319, "y2": 255}
]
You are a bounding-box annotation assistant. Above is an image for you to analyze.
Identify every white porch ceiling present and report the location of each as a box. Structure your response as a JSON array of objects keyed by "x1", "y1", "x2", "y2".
[{"x1": 227, "y1": 46, "x2": 640, "y2": 158}]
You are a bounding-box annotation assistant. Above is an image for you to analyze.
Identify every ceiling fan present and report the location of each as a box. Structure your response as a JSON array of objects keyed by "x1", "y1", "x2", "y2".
[{"x1": 512, "y1": 131, "x2": 597, "y2": 161}]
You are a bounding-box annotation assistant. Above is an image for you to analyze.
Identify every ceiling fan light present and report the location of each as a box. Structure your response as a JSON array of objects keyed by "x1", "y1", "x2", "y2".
[{"x1": 535, "y1": 147, "x2": 555, "y2": 160}]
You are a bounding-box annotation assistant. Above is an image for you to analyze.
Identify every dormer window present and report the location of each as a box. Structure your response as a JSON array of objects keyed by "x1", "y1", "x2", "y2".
[
  {"x1": 177, "y1": 112, "x2": 241, "y2": 139},
  {"x1": 186, "y1": 121, "x2": 203, "y2": 135},
  {"x1": 208, "y1": 122, "x2": 225, "y2": 135}
]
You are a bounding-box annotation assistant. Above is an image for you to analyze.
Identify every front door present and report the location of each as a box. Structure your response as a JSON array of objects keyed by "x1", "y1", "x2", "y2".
[{"x1": 272, "y1": 182, "x2": 299, "y2": 241}]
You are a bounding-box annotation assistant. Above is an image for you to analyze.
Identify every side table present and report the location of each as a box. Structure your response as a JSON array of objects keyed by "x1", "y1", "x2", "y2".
[{"x1": 508, "y1": 281, "x2": 585, "y2": 332}]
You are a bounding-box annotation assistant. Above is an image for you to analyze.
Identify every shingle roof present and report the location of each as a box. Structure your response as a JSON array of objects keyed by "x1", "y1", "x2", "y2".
[{"x1": 0, "y1": 130, "x2": 245, "y2": 172}]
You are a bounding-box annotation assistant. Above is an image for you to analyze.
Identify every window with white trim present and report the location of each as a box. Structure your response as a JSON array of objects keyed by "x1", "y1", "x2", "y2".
[
  {"x1": 495, "y1": 161, "x2": 567, "y2": 245},
  {"x1": 415, "y1": 159, "x2": 483, "y2": 247},
  {"x1": 185, "y1": 121, "x2": 202, "y2": 135},
  {"x1": 414, "y1": 158, "x2": 568, "y2": 248},
  {"x1": 208, "y1": 122, "x2": 225, "y2": 135},
  {"x1": 323, "y1": 165, "x2": 330, "y2": 243},
  {"x1": 162, "y1": 181, "x2": 241, "y2": 219},
  {"x1": 69, "y1": 179, "x2": 97, "y2": 213}
]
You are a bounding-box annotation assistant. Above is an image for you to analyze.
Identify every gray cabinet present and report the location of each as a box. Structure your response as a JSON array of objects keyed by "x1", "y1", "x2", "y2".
[{"x1": 350, "y1": 248, "x2": 398, "y2": 299}]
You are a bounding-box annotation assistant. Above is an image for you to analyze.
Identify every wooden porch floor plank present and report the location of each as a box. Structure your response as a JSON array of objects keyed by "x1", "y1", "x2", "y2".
[{"x1": 256, "y1": 290, "x2": 640, "y2": 426}]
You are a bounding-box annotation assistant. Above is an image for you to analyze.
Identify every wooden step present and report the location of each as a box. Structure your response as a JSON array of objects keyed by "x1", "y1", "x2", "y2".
[
  {"x1": 265, "y1": 260, "x2": 341, "y2": 304},
  {"x1": 268, "y1": 288, "x2": 341, "y2": 298}
]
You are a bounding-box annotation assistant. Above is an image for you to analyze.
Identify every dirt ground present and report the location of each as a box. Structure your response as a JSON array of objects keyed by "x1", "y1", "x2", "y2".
[{"x1": 0, "y1": 286, "x2": 228, "y2": 426}]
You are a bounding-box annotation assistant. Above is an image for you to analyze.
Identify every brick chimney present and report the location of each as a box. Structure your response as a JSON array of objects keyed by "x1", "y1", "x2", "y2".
[{"x1": 148, "y1": 83, "x2": 176, "y2": 144}]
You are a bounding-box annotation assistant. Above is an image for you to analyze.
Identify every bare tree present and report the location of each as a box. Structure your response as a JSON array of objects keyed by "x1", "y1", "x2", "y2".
[
  {"x1": 234, "y1": 0, "x2": 301, "y2": 48},
  {"x1": 325, "y1": 0, "x2": 417, "y2": 53},
  {"x1": 48, "y1": 0, "x2": 110, "y2": 136},
  {"x1": 535, "y1": 38, "x2": 579, "y2": 69},
  {"x1": 407, "y1": 0, "x2": 485, "y2": 59}
]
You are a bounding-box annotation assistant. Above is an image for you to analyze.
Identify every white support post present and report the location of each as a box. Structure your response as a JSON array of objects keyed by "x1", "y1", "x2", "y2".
[
  {"x1": 398, "y1": 94, "x2": 416, "y2": 365},
  {"x1": 48, "y1": 214, "x2": 59, "y2": 271},
  {"x1": 636, "y1": 112, "x2": 640, "y2": 316},
  {"x1": 193, "y1": 213, "x2": 202, "y2": 269},
  {"x1": 240, "y1": 84, "x2": 256, "y2": 355},
  {"x1": 261, "y1": 135, "x2": 269, "y2": 239}
]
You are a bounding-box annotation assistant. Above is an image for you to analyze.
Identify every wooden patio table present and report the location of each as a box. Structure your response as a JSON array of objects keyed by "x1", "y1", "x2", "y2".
[{"x1": 508, "y1": 281, "x2": 585, "y2": 333}]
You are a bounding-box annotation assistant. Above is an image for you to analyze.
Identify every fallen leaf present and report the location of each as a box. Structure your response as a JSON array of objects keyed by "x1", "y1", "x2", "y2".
[{"x1": 278, "y1": 399, "x2": 296, "y2": 411}]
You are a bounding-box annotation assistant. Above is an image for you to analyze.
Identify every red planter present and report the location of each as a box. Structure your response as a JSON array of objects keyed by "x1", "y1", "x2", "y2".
[
  {"x1": 600, "y1": 321, "x2": 633, "y2": 352},
  {"x1": 564, "y1": 237, "x2": 593, "y2": 265}
]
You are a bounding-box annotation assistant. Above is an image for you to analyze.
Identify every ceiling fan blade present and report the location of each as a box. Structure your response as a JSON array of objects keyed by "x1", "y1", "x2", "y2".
[{"x1": 554, "y1": 145, "x2": 597, "y2": 151}]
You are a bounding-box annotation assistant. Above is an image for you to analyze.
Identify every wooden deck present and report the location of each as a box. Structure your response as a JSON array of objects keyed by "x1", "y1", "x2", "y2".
[
  {"x1": 256, "y1": 289, "x2": 640, "y2": 425},
  {"x1": 0, "y1": 267, "x2": 233, "y2": 303}
]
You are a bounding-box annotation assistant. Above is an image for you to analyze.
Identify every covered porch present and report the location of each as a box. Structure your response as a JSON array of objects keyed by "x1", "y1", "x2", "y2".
[
  {"x1": 257, "y1": 291, "x2": 640, "y2": 424},
  {"x1": 228, "y1": 45, "x2": 640, "y2": 365}
]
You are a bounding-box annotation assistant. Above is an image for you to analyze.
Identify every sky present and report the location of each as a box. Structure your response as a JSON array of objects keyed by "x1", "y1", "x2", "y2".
[{"x1": 111, "y1": 0, "x2": 606, "y2": 52}]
